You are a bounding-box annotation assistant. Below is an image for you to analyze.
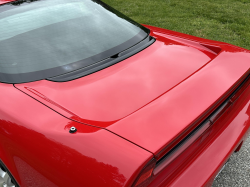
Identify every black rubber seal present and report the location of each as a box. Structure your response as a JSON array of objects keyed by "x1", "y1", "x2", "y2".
[{"x1": 47, "y1": 35, "x2": 156, "y2": 82}]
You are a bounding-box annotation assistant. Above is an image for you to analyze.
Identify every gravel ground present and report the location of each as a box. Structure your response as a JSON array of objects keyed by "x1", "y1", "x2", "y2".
[{"x1": 212, "y1": 135, "x2": 250, "y2": 187}]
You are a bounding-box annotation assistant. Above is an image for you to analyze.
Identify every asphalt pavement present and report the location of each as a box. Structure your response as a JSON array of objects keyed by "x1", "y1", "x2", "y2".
[{"x1": 212, "y1": 135, "x2": 250, "y2": 187}]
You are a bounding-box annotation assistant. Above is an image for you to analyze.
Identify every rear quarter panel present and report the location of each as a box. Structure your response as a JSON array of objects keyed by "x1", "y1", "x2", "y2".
[{"x1": 0, "y1": 84, "x2": 152, "y2": 187}]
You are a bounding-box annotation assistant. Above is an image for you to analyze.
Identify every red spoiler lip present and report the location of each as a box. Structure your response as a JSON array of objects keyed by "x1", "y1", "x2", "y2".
[{"x1": 107, "y1": 46, "x2": 250, "y2": 157}]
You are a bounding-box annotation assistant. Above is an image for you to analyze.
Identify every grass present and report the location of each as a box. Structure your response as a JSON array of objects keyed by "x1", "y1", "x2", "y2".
[{"x1": 102, "y1": 0, "x2": 250, "y2": 50}]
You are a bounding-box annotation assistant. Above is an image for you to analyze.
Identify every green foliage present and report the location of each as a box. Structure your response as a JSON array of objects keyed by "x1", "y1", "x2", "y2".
[{"x1": 103, "y1": 0, "x2": 250, "y2": 49}]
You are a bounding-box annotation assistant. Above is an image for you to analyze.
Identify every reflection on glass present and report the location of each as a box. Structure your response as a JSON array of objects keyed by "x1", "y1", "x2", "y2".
[{"x1": 0, "y1": 0, "x2": 148, "y2": 83}]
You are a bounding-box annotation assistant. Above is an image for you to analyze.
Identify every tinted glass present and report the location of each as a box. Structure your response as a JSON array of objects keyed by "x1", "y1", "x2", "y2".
[{"x1": 0, "y1": 0, "x2": 149, "y2": 83}]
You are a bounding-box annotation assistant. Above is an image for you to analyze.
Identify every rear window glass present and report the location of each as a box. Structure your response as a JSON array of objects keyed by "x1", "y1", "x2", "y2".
[{"x1": 0, "y1": 0, "x2": 148, "y2": 83}]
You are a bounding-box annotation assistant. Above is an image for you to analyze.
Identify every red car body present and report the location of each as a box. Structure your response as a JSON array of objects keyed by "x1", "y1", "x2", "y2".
[{"x1": 1, "y1": 0, "x2": 250, "y2": 187}]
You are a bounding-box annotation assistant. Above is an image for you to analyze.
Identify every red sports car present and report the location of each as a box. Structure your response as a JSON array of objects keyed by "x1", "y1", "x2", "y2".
[{"x1": 0, "y1": 0, "x2": 249, "y2": 186}]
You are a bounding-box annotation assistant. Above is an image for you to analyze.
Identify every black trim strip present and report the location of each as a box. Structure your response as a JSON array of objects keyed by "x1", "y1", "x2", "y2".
[
  {"x1": 47, "y1": 35, "x2": 156, "y2": 82},
  {"x1": 154, "y1": 73, "x2": 250, "y2": 174}
]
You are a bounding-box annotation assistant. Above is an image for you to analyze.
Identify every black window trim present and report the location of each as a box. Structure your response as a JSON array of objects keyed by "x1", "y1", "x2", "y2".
[{"x1": 47, "y1": 35, "x2": 156, "y2": 82}]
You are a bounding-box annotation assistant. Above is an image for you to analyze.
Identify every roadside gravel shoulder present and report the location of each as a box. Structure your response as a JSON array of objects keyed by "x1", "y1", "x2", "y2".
[{"x1": 213, "y1": 135, "x2": 250, "y2": 187}]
